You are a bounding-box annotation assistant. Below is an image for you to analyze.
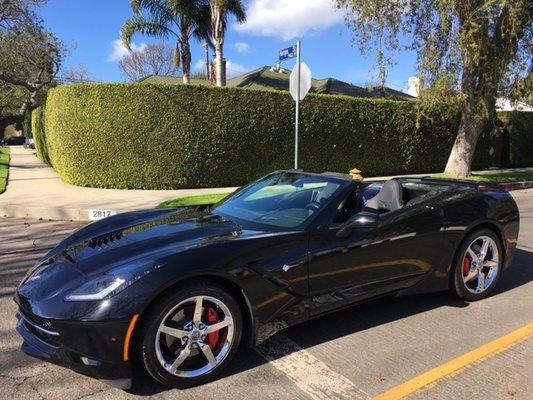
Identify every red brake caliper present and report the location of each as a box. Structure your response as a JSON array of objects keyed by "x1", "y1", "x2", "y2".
[
  {"x1": 463, "y1": 254, "x2": 471, "y2": 276},
  {"x1": 205, "y1": 305, "x2": 229, "y2": 355}
]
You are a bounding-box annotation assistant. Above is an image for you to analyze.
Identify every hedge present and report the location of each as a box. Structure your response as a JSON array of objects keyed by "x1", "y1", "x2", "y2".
[
  {"x1": 31, "y1": 105, "x2": 51, "y2": 164},
  {"x1": 499, "y1": 111, "x2": 533, "y2": 167},
  {"x1": 33, "y1": 83, "x2": 507, "y2": 190},
  {"x1": 22, "y1": 114, "x2": 32, "y2": 138}
]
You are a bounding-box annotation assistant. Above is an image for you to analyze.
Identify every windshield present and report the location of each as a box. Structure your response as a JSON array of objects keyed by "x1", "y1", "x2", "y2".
[{"x1": 214, "y1": 172, "x2": 343, "y2": 230}]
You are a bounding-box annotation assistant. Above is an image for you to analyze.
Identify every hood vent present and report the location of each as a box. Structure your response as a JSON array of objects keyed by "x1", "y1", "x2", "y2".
[{"x1": 89, "y1": 230, "x2": 123, "y2": 249}]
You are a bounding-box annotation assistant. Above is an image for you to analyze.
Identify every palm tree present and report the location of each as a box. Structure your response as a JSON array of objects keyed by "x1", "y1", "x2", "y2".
[
  {"x1": 209, "y1": 0, "x2": 246, "y2": 87},
  {"x1": 121, "y1": 0, "x2": 210, "y2": 84}
]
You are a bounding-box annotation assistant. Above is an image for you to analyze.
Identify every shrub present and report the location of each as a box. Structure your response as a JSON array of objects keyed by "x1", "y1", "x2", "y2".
[
  {"x1": 23, "y1": 115, "x2": 32, "y2": 138},
  {"x1": 499, "y1": 111, "x2": 533, "y2": 167},
  {"x1": 31, "y1": 106, "x2": 51, "y2": 164},
  {"x1": 37, "y1": 83, "x2": 501, "y2": 189}
]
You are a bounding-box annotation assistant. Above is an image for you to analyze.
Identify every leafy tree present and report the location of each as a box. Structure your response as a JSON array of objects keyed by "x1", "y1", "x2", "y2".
[
  {"x1": 119, "y1": 43, "x2": 177, "y2": 81},
  {"x1": 122, "y1": 0, "x2": 211, "y2": 84},
  {"x1": 0, "y1": 0, "x2": 46, "y2": 31},
  {"x1": 335, "y1": 0, "x2": 532, "y2": 177},
  {"x1": 0, "y1": 22, "x2": 64, "y2": 138},
  {"x1": 0, "y1": 83, "x2": 27, "y2": 134},
  {"x1": 209, "y1": 0, "x2": 245, "y2": 87}
]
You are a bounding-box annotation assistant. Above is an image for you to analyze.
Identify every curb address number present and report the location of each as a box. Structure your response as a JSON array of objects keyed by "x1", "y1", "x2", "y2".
[{"x1": 89, "y1": 209, "x2": 117, "y2": 221}]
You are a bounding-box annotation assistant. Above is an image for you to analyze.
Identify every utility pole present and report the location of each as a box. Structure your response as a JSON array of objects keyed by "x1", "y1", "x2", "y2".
[{"x1": 203, "y1": 43, "x2": 210, "y2": 81}]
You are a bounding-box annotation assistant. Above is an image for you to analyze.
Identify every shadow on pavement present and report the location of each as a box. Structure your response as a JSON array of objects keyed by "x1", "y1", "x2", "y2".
[{"x1": 128, "y1": 247, "x2": 533, "y2": 396}]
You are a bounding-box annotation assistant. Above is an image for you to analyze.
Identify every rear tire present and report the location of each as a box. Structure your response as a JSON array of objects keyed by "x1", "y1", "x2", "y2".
[
  {"x1": 137, "y1": 281, "x2": 242, "y2": 388},
  {"x1": 450, "y1": 228, "x2": 503, "y2": 301}
]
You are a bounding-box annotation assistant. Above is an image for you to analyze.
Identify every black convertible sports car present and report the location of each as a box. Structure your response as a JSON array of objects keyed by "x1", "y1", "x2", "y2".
[{"x1": 15, "y1": 171, "x2": 519, "y2": 389}]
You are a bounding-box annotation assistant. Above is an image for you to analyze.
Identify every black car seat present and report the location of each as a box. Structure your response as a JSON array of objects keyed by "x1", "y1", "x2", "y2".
[{"x1": 364, "y1": 179, "x2": 404, "y2": 213}]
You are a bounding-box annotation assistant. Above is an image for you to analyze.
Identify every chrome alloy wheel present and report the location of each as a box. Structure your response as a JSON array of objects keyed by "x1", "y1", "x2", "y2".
[
  {"x1": 155, "y1": 295, "x2": 234, "y2": 378},
  {"x1": 461, "y1": 235, "x2": 500, "y2": 294}
]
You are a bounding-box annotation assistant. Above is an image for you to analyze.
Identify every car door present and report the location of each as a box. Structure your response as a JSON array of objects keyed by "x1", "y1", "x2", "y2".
[{"x1": 307, "y1": 199, "x2": 444, "y2": 316}]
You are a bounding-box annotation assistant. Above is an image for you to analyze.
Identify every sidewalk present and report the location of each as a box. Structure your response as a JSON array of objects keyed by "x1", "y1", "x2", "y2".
[
  {"x1": 0, "y1": 147, "x2": 237, "y2": 221},
  {"x1": 1, "y1": 147, "x2": 532, "y2": 221}
]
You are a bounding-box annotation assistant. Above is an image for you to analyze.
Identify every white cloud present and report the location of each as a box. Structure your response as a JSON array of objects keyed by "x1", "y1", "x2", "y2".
[
  {"x1": 226, "y1": 60, "x2": 249, "y2": 78},
  {"x1": 194, "y1": 59, "x2": 249, "y2": 78},
  {"x1": 194, "y1": 59, "x2": 206, "y2": 71},
  {"x1": 106, "y1": 39, "x2": 147, "y2": 62},
  {"x1": 234, "y1": 0, "x2": 344, "y2": 41},
  {"x1": 232, "y1": 42, "x2": 251, "y2": 53}
]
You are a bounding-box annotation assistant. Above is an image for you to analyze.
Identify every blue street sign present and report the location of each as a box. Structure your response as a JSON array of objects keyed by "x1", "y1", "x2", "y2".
[{"x1": 279, "y1": 45, "x2": 296, "y2": 61}]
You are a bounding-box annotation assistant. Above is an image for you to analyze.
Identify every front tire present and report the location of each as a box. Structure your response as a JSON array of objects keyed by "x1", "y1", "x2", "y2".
[
  {"x1": 450, "y1": 229, "x2": 503, "y2": 301},
  {"x1": 137, "y1": 281, "x2": 242, "y2": 388}
]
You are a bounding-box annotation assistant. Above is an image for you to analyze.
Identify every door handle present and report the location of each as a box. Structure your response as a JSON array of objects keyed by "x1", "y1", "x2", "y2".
[{"x1": 282, "y1": 261, "x2": 304, "y2": 272}]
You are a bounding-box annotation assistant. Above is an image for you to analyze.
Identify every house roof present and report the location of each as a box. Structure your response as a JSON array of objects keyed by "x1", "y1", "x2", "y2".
[
  {"x1": 140, "y1": 66, "x2": 414, "y2": 101},
  {"x1": 228, "y1": 66, "x2": 413, "y2": 100}
]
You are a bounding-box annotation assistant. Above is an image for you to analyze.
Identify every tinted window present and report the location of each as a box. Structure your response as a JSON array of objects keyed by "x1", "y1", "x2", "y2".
[{"x1": 214, "y1": 172, "x2": 342, "y2": 229}]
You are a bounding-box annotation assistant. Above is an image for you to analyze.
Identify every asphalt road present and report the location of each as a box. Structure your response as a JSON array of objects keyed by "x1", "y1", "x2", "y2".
[{"x1": 1, "y1": 190, "x2": 531, "y2": 400}]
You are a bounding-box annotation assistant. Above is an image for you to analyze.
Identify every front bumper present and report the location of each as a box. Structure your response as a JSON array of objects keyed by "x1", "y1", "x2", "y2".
[{"x1": 16, "y1": 309, "x2": 133, "y2": 389}]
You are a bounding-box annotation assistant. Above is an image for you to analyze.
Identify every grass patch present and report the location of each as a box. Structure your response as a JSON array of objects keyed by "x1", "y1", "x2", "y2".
[
  {"x1": 157, "y1": 183, "x2": 326, "y2": 209},
  {"x1": 432, "y1": 170, "x2": 533, "y2": 184},
  {"x1": 157, "y1": 193, "x2": 230, "y2": 209},
  {"x1": 0, "y1": 147, "x2": 10, "y2": 194}
]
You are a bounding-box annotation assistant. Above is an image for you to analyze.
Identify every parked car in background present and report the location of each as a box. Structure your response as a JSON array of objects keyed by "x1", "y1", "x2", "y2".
[
  {"x1": 24, "y1": 138, "x2": 35, "y2": 149},
  {"x1": 1, "y1": 136, "x2": 26, "y2": 146}
]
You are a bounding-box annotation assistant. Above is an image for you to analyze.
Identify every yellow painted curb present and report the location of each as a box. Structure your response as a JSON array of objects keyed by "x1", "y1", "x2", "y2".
[{"x1": 373, "y1": 323, "x2": 533, "y2": 400}]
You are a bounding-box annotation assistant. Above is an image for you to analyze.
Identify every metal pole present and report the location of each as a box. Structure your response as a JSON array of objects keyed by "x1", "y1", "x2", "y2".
[
  {"x1": 295, "y1": 40, "x2": 301, "y2": 170},
  {"x1": 203, "y1": 43, "x2": 210, "y2": 81}
]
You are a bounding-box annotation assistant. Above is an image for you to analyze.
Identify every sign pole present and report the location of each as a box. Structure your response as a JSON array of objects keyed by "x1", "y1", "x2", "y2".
[
  {"x1": 281, "y1": 42, "x2": 310, "y2": 170},
  {"x1": 295, "y1": 40, "x2": 301, "y2": 170}
]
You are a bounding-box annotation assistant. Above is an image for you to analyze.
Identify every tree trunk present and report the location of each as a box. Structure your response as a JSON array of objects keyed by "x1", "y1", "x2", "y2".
[
  {"x1": 214, "y1": 41, "x2": 225, "y2": 87},
  {"x1": 443, "y1": 108, "x2": 485, "y2": 177},
  {"x1": 181, "y1": 32, "x2": 191, "y2": 85}
]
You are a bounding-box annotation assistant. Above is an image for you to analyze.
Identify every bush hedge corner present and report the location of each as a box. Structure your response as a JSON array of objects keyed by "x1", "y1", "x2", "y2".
[{"x1": 31, "y1": 105, "x2": 52, "y2": 165}]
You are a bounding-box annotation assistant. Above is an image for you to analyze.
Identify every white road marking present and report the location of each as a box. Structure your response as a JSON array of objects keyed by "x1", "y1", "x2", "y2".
[{"x1": 256, "y1": 334, "x2": 370, "y2": 400}]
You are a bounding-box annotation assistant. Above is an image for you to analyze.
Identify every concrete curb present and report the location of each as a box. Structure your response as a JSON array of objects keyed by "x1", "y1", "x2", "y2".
[{"x1": 0, "y1": 204, "x2": 105, "y2": 221}]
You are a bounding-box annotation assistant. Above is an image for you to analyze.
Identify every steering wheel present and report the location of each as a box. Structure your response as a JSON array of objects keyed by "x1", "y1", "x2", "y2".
[{"x1": 305, "y1": 201, "x2": 321, "y2": 213}]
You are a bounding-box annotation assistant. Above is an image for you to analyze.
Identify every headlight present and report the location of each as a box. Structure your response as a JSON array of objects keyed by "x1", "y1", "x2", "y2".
[{"x1": 65, "y1": 260, "x2": 160, "y2": 301}]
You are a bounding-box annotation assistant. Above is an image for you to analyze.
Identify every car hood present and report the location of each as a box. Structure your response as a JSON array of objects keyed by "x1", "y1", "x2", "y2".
[
  {"x1": 34, "y1": 208, "x2": 244, "y2": 276},
  {"x1": 16, "y1": 208, "x2": 248, "y2": 309}
]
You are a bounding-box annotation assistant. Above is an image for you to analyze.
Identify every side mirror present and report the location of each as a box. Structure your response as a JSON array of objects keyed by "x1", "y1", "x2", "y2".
[{"x1": 336, "y1": 211, "x2": 379, "y2": 239}]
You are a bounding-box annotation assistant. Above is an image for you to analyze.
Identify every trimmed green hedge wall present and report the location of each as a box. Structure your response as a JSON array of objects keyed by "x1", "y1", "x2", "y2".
[
  {"x1": 31, "y1": 105, "x2": 51, "y2": 164},
  {"x1": 500, "y1": 111, "x2": 533, "y2": 167},
  {"x1": 34, "y1": 84, "x2": 500, "y2": 189}
]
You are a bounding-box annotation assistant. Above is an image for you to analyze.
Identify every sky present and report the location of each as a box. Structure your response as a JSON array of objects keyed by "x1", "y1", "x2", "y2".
[{"x1": 37, "y1": 0, "x2": 419, "y2": 92}]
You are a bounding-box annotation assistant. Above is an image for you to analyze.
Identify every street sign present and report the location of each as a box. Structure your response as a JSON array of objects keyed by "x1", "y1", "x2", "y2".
[
  {"x1": 279, "y1": 45, "x2": 297, "y2": 61},
  {"x1": 290, "y1": 62, "x2": 312, "y2": 102}
]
